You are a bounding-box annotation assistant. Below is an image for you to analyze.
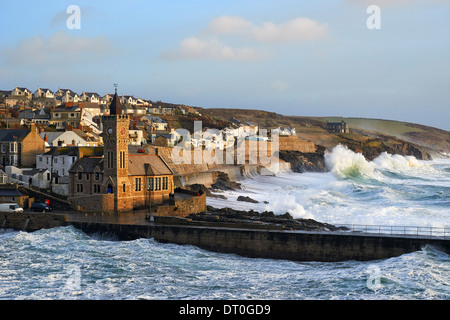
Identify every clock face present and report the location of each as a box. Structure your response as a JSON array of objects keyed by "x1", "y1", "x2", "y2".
[{"x1": 107, "y1": 127, "x2": 113, "y2": 135}]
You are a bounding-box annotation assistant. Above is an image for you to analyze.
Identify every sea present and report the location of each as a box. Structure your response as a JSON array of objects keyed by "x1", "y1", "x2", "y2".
[{"x1": 0, "y1": 145, "x2": 449, "y2": 300}]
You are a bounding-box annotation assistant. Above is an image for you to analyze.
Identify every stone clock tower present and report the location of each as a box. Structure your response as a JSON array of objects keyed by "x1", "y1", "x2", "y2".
[{"x1": 101, "y1": 87, "x2": 131, "y2": 212}]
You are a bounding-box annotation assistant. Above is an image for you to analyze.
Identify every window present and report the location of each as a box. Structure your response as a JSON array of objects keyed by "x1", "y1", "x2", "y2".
[
  {"x1": 1, "y1": 144, "x2": 6, "y2": 153},
  {"x1": 78, "y1": 172, "x2": 82, "y2": 180},
  {"x1": 9, "y1": 155, "x2": 17, "y2": 165},
  {"x1": 10, "y1": 142, "x2": 17, "y2": 153},
  {"x1": 123, "y1": 184, "x2": 126, "y2": 193},
  {"x1": 86, "y1": 173, "x2": 89, "y2": 180},
  {"x1": 77, "y1": 184, "x2": 84, "y2": 193},
  {"x1": 135, "y1": 178, "x2": 141, "y2": 191},
  {"x1": 95, "y1": 172, "x2": 100, "y2": 180},
  {"x1": 147, "y1": 178, "x2": 153, "y2": 191}
]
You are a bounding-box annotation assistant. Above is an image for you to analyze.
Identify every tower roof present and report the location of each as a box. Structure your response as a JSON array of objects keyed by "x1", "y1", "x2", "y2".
[{"x1": 109, "y1": 89, "x2": 123, "y2": 115}]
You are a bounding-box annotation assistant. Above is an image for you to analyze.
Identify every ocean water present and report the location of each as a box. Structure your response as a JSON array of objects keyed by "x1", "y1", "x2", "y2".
[{"x1": 0, "y1": 145, "x2": 449, "y2": 300}]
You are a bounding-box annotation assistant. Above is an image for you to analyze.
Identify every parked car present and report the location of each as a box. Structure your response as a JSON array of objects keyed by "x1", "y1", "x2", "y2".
[
  {"x1": 0, "y1": 203, "x2": 24, "y2": 213},
  {"x1": 31, "y1": 203, "x2": 52, "y2": 212}
]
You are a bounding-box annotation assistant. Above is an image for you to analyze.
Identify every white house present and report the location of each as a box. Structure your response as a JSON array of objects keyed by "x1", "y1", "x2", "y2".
[
  {"x1": 5, "y1": 166, "x2": 51, "y2": 189},
  {"x1": 121, "y1": 95, "x2": 137, "y2": 106},
  {"x1": 10, "y1": 86, "x2": 32, "y2": 99},
  {"x1": 34, "y1": 87, "x2": 55, "y2": 99},
  {"x1": 81, "y1": 91, "x2": 101, "y2": 104},
  {"x1": 142, "y1": 115, "x2": 168, "y2": 131},
  {"x1": 129, "y1": 130, "x2": 146, "y2": 146},
  {"x1": 271, "y1": 127, "x2": 296, "y2": 136},
  {"x1": 40, "y1": 131, "x2": 99, "y2": 147},
  {"x1": 36, "y1": 147, "x2": 79, "y2": 179}
]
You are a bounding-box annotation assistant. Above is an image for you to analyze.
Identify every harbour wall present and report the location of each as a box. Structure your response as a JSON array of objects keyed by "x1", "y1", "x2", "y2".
[
  {"x1": 71, "y1": 221, "x2": 449, "y2": 262},
  {"x1": 2, "y1": 212, "x2": 448, "y2": 262}
]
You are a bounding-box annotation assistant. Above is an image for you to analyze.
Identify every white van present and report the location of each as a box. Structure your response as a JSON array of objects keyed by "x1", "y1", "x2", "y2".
[{"x1": 0, "y1": 203, "x2": 24, "y2": 213}]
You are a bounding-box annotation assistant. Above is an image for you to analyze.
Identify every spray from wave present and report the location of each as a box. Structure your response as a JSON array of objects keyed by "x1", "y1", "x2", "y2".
[{"x1": 324, "y1": 145, "x2": 429, "y2": 181}]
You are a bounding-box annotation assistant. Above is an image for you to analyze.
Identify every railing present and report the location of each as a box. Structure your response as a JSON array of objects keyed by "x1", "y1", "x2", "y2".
[{"x1": 336, "y1": 224, "x2": 450, "y2": 239}]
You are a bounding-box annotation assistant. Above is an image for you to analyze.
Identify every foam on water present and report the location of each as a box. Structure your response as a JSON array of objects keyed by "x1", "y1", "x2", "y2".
[
  {"x1": 210, "y1": 145, "x2": 450, "y2": 228},
  {"x1": 0, "y1": 226, "x2": 448, "y2": 300},
  {"x1": 1, "y1": 145, "x2": 449, "y2": 300}
]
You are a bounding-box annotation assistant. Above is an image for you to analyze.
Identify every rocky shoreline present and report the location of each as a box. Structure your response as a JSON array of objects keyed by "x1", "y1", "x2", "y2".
[{"x1": 187, "y1": 206, "x2": 348, "y2": 232}]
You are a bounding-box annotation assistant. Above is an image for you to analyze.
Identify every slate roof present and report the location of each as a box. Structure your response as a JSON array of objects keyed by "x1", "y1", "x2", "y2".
[
  {"x1": 69, "y1": 157, "x2": 104, "y2": 173},
  {"x1": 0, "y1": 129, "x2": 30, "y2": 142},
  {"x1": 128, "y1": 154, "x2": 173, "y2": 176}
]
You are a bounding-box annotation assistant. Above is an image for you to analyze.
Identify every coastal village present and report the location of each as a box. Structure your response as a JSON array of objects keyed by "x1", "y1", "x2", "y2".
[
  {"x1": 0, "y1": 85, "x2": 320, "y2": 216},
  {"x1": 0, "y1": 86, "x2": 447, "y2": 263}
]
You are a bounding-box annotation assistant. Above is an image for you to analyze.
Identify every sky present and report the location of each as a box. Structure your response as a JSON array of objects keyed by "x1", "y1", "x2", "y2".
[{"x1": 0, "y1": 0, "x2": 449, "y2": 130}]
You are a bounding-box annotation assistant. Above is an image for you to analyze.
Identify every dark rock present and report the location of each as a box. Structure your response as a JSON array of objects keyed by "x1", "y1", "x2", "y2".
[
  {"x1": 190, "y1": 206, "x2": 348, "y2": 232},
  {"x1": 211, "y1": 171, "x2": 241, "y2": 190},
  {"x1": 278, "y1": 146, "x2": 327, "y2": 173},
  {"x1": 237, "y1": 196, "x2": 259, "y2": 203}
]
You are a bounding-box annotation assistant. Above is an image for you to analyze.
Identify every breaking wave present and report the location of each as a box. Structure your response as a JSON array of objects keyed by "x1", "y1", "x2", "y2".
[{"x1": 324, "y1": 145, "x2": 432, "y2": 182}]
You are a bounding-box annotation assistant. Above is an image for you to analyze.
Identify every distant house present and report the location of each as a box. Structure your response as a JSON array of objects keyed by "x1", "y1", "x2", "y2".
[
  {"x1": 142, "y1": 115, "x2": 168, "y2": 131},
  {"x1": 34, "y1": 87, "x2": 55, "y2": 99},
  {"x1": 121, "y1": 95, "x2": 137, "y2": 106},
  {"x1": 40, "y1": 130, "x2": 100, "y2": 148},
  {"x1": 0, "y1": 125, "x2": 45, "y2": 167},
  {"x1": 10, "y1": 86, "x2": 32, "y2": 99},
  {"x1": 326, "y1": 121, "x2": 350, "y2": 134},
  {"x1": 0, "y1": 183, "x2": 32, "y2": 208},
  {"x1": 81, "y1": 91, "x2": 101, "y2": 104},
  {"x1": 271, "y1": 127, "x2": 296, "y2": 136},
  {"x1": 50, "y1": 106, "x2": 81, "y2": 129},
  {"x1": 36, "y1": 146, "x2": 103, "y2": 182}
]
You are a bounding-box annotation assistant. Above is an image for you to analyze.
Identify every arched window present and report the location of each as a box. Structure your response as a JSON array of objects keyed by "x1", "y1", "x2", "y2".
[
  {"x1": 123, "y1": 183, "x2": 126, "y2": 193},
  {"x1": 107, "y1": 184, "x2": 113, "y2": 194}
]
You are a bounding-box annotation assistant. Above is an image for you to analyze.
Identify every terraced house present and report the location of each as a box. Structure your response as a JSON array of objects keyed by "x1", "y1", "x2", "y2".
[{"x1": 0, "y1": 124, "x2": 45, "y2": 168}]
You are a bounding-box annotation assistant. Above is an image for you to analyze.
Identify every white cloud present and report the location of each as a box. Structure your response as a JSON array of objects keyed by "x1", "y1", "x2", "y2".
[
  {"x1": 161, "y1": 15, "x2": 327, "y2": 62},
  {"x1": 208, "y1": 16, "x2": 328, "y2": 43},
  {"x1": 162, "y1": 36, "x2": 261, "y2": 61},
  {"x1": 2, "y1": 31, "x2": 111, "y2": 66},
  {"x1": 271, "y1": 80, "x2": 290, "y2": 92}
]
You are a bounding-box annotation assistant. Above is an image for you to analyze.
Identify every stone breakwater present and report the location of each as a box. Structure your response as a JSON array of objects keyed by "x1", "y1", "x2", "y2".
[{"x1": 1, "y1": 211, "x2": 449, "y2": 262}]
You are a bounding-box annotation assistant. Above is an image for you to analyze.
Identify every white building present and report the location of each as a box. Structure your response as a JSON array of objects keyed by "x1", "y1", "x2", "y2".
[
  {"x1": 34, "y1": 87, "x2": 55, "y2": 99},
  {"x1": 142, "y1": 115, "x2": 168, "y2": 131},
  {"x1": 5, "y1": 166, "x2": 51, "y2": 189},
  {"x1": 40, "y1": 130, "x2": 99, "y2": 147}
]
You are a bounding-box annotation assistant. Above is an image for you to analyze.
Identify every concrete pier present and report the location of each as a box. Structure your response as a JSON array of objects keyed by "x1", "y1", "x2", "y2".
[{"x1": 1, "y1": 211, "x2": 448, "y2": 262}]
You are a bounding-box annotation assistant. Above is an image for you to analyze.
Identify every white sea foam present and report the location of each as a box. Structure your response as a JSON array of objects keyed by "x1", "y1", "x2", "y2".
[{"x1": 208, "y1": 145, "x2": 450, "y2": 228}]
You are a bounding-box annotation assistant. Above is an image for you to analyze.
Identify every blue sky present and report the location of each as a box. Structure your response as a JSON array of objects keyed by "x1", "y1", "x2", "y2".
[{"x1": 1, "y1": 0, "x2": 449, "y2": 130}]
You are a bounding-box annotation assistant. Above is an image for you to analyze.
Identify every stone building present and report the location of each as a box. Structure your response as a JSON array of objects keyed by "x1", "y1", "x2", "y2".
[
  {"x1": 68, "y1": 89, "x2": 176, "y2": 213},
  {"x1": 0, "y1": 124, "x2": 45, "y2": 167},
  {"x1": 326, "y1": 121, "x2": 350, "y2": 134}
]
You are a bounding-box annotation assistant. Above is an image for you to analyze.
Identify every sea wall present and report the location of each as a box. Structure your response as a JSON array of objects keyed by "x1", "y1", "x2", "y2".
[
  {"x1": 70, "y1": 222, "x2": 450, "y2": 262},
  {"x1": 1, "y1": 212, "x2": 68, "y2": 232},
  {"x1": 154, "y1": 192, "x2": 207, "y2": 217}
]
